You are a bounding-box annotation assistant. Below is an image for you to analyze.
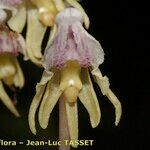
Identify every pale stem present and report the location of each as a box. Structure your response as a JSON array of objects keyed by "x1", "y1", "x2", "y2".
[{"x1": 59, "y1": 97, "x2": 70, "y2": 150}]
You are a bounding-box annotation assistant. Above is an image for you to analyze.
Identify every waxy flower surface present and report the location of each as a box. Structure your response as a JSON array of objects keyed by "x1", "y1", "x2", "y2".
[
  {"x1": 29, "y1": 8, "x2": 122, "y2": 147},
  {"x1": 0, "y1": 24, "x2": 25, "y2": 116}
]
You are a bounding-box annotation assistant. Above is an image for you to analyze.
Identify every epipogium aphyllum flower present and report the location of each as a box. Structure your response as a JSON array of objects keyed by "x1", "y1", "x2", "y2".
[
  {"x1": 2, "y1": 0, "x2": 89, "y2": 65},
  {"x1": 0, "y1": 21, "x2": 25, "y2": 116},
  {"x1": 29, "y1": 8, "x2": 122, "y2": 148}
]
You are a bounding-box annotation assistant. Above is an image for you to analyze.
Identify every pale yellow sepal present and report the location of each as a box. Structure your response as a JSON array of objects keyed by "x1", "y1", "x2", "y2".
[
  {"x1": 106, "y1": 89, "x2": 122, "y2": 126},
  {"x1": 13, "y1": 57, "x2": 24, "y2": 88},
  {"x1": 79, "y1": 69, "x2": 101, "y2": 128},
  {"x1": 17, "y1": 34, "x2": 28, "y2": 60},
  {"x1": 8, "y1": 1, "x2": 26, "y2": 33},
  {"x1": 28, "y1": 83, "x2": 45, "y2": 135},
  {"x1": 0, "y1": 81, "x2": 20, "y2": 117},
  {"x1": 28, "y1": 71, "x2": 54, "y2": 134},
  {"x1": 38, "y1": 82, "x2": 50, "y2": 128},
  {"x1": 92, "y1": 68, "x2": 110, "y2": 95},
  {"x1": 45, "y1": 24, "x2": 57, "y2": 49},
  {"x1": 65, "y1": 102, "x2": 78, "y2": 148},
  {"x1": 38, "y1": 70, "x2": 62, "y2": 129},
  {"x1": 26, "y1": 2, "x2": 46, "y2": 66},
  {"x1": 91, "y1": 68, "x2": 122, "y2": 125},
  {"x1": 52, "y1": 0, "x2": 65, "y2": 11}
]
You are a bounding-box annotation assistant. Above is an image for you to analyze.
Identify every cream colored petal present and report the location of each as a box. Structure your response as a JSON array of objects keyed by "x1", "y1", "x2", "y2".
[
  {"x1": 38, "y1": 70, "x2": 57, "y2": 125},
  {"x1": 38, "y1": 82, "x2": 50, "y2": 126},
  {"x1": 79, "y1": 69, "x2": 101, "y2": 128},
  {"x1": 39, "y1": 86, "x2": 61, "y2": 129},
  {"x1": 39, "y1": 70, "x2": 62, "y2": 129},
  {"x1": 91, "y1": 67, "x2": 122, "y2": 125},
  {"x1": 52, "y1": 0, "x2": 65, "y2": 11},
  {"x1": 17, "y1": 34, "x2": 28, "y2": 60},
  {"x1": 26, "y1": 3, "x2": 46, "y2": 65},
  {"x1": 13, "y1": 58, "x2": 24, "y2": 88},
  {"x1": 8, "y1": 1, "x2": 26, "y2": 33},
  {"x1": 45, "y1": 24, "x2": 57, "y2": 49},
  {"x1": 106, "y1": 89, "x2": 122, "y2": 126},
  {"x1": 28, "y1": 84, "x2": 45, "y2": 135},
  {"x1": 0, "y1": 80, "x2": 20, "y2": 117},
  {"x1": 38, "y1": 70, "x2": 54, "y2": 86},
  {"x1": 28, "y1": 70, "x2": 53, "y2": 134},
  {"x1": 92, "y1": 68, "x2": 110, "y2": 95},
  {"x1": 66, "y1": 0, "x2": 90, "y2": 29},
  {"x1": 65, "y1": 102, "x2": 78, "y2": 148}
]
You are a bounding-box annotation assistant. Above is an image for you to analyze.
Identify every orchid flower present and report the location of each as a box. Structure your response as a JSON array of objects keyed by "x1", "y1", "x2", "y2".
[
  {"x1": 1, "y1": 0, "x2": 89, "y2": 65},
  {"x1": 0, "y1": 23, "x2": 25, "y2": 117},
  {"x1": 28, "y1": 8, "x2": 122, "y2": 148}
]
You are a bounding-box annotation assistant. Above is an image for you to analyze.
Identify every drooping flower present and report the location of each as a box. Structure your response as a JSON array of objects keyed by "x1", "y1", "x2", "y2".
[
  {"x1": 0, "y1": 23, "x2": 25, "y2": 116},
  {"x1": 1, "y1": 0, "x2": 89, "y2": 65},
  {"x1": 28, "y1": 8, "x2": 122, "y2": 147}
]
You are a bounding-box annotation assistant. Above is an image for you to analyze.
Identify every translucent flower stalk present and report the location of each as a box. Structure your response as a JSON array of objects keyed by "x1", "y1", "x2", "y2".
[
  {"x1": 59, "y1": 97, "x2": 70, "y2": 150},
  {"x1": 28, "y1": 8, "x2": 122, "y2": 149}
]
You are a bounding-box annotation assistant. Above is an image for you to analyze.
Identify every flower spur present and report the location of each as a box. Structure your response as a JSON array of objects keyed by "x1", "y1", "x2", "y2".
[
  {"x1": 28, "y1": 8, "x2": 122, "y2": 147},
  {"x1": 3, "y1": 0, "x2": 89, "y2": 65},
  {"x1": 0, "y1": 10, "x2": 25, "y2": 116}
]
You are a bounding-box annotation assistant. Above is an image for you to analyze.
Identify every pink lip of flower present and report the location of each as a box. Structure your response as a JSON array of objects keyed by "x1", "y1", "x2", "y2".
[
  {"x1": 43, "y1": 8, "x2": 104, "y2": 70},
  {"x1": 0, "y1": 24, "x2": 26, "y2": 56}
]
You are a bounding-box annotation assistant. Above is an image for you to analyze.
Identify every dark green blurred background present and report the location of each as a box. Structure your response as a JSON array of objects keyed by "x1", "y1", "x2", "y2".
[{"x1": 0, "y1": 0, "x2": 150, "y2": 150}]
